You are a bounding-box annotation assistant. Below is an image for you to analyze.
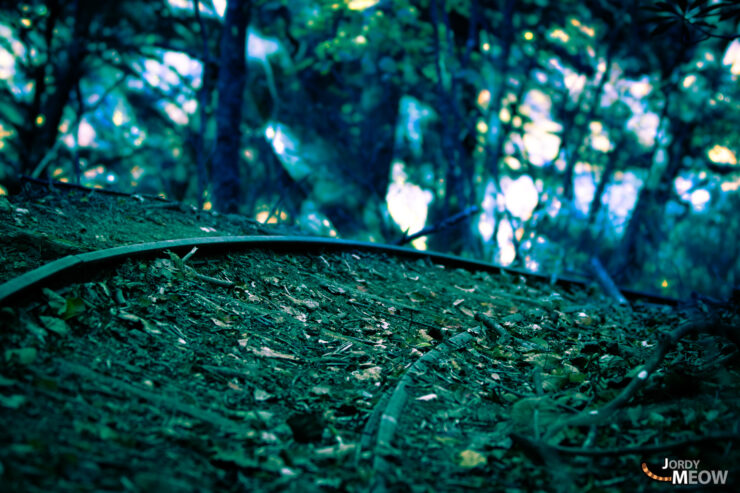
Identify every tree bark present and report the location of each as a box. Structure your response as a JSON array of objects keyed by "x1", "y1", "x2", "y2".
[
  {"x1": 562, "y1": 52, "x2": 613, "y2": 201},
  {"x1": 612, "y1": 117, "x2": 696, "y2": 282},
  {"x1": 212, "y1": 0, "x2": 251, "y2": 213},
  {"x1": 21, "y1": 0, "x2": 92, "y2": 177}
]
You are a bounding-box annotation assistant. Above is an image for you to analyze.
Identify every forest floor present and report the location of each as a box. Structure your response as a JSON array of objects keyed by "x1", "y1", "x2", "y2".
[{"x1": 0, "y1": 183, "x2": 738, "y2": 492}]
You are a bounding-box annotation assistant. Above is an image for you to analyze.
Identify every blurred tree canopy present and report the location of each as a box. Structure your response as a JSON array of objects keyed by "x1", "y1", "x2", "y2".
[{"x1": 0, "y1": 0, "x2": 738, "y2": 299}]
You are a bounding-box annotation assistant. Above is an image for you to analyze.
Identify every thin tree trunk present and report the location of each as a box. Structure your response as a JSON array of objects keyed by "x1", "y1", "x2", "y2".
[
  {"x1": 587, "y1": 132, "x2": 627, "y2": 227},
  {"x1": 193, "y1": 0, "x2": 211, "y2": 210},
  {"x1": 562, "y1": 52, "x2": 613, "y2": 201},
  {"x1": 485, "y1": 0, "x2": 516, "y2": 185},
  {"x1": 21, "y1": 0, "x2": 91, "y2": 177}
]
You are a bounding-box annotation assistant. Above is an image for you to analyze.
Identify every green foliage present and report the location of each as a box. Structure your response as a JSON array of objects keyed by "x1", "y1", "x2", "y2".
[{"x1": 642, "y1": 0, "x2": 740, "y2": 41}]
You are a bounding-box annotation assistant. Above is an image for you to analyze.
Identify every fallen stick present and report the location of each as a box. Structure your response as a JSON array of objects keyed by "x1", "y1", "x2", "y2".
[
  {"x1": 395, "y1": 206, "x2": 480, "y2": 246},
  {"x1": 589, "y1": 256, "x2": 629, "y2": 307}
]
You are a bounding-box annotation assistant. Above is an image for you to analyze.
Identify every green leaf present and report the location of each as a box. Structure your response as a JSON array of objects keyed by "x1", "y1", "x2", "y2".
[
  {"x1": 642, "y1": 5, "x2": 674, "y2": 14},
  {"x1": 211, "y1": 448, "x2": 259, "y2": 468},
  {"x1": 719, "y1": 6, "x2": 740, "y2": 21},
  {"x1": 695, "y1": 3, "x2": 727, "y2": 17},
  {"x1": 692, "y1": 20, "x2": 716, "y2": 28},
  {"x1": 568, "y1": 372, "x2": 586, "y2": 384},
  {"x1": 650, "y1": 20, "x2": 678, "y2": 37},
  {"x1": 63, "y1": 297, "x2": 86, "y2": 320},
  {"x1": 39, "y1": 316, "x2": 70, "y2": 336},
  {"x1": 689, "y1": 0, "x2": 710, "y2": 8},
  {"x1": 655, "y1": 1, "x2": 680, "y2": 13},
  {"x1": 0, "y1": 394, "x2": 26, "y2": 409},
  {"x1": 0, "y1": 376, "x2": 17, "y2": 386},
  {"x1": 642, "y1": 14, "x2": 674, "y2": 24},
  {"x1": 43, "y1": 288, "x2": 67, "y2": 315},
  {"x1": 4, "y1": 348, "x2": 37, "y2": 365},
  {"x1": 25, "y1": 319, "x2": 47, "y2": 342}
]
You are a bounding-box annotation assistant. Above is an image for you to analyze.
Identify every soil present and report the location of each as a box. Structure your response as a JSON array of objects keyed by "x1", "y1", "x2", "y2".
[{"x1": 1, "y1": 182, "x2": 738, "y2": 491}]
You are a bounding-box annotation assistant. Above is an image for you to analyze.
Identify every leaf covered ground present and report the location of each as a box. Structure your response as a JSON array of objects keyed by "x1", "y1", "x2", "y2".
[{"x1": 1, "y1": 184, "x2": 738, "y2": 491}]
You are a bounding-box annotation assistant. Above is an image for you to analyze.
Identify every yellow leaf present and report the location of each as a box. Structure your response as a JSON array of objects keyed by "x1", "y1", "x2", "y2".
[{"x1": 458, "y1": 449, "x2": 487, "y2": 468}]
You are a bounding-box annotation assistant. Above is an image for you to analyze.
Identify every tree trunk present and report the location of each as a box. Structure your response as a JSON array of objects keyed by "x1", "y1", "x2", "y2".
[
  {"x1": 212, "y1": 0, "x2": 250, "y2": 213},
  {"x1": 562, "y1": 53, "x2": 613, "y2": 201},
  {"x1": 485, "y1": 0, "x2": 516, "y2": 185},
  {"x1": 612, "y1": 118, "x2": 695, "y2": 282},
  {"x1": 21, "y1": 0, "x2": 92, "y2": 177}
]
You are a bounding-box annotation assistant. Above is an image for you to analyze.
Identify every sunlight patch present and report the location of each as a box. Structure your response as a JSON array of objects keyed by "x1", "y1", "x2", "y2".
[
  {"x1": 347, "y1": 0, "x2": 380, "y2": 10},
  {"x1": 707, "y1": 145, "x2": 736, "y2": 165},
  {"x1": 722, "y1": 39, "x2": 740, "y2": 75},
  {"x1": 502, "y1": 175, "x2": 538, "y2": 220},
  {"x1": 387, "y1": 162, "x2": 432, "y2": 249}
]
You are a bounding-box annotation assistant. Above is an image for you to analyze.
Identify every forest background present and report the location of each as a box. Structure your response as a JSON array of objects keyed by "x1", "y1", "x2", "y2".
[{"x1": 0, "y1": 0, "x2": 738, "y2": 299}]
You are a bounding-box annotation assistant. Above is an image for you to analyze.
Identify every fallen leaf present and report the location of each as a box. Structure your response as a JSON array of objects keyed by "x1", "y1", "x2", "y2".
[
  {"x1": 251, "y1": 346, "x2": 299, "y2": 361},
  {"x1": 575, "y1": 312, "x2": 593, "y2": 326},
  {"x1": 43, "y1": 288, "x2": 66, "y2": 315},
  {"x1": 459, "y1": 307, "x2": 475, "y2": 318},
  {"x1": 417, "y1": 329, "x2": 434, "y2": 342},
  {"x1": 286, "y1": 294, "x2": 320, "y2": 311},
  {"x1": 211, "y1": 318, "x2": 233, "y2": 328},
  {"x1": 352, "y1": 366, "x2": 383, "y2": 382},
  {"x1": 314, "y1": 442, "x2": 356, "y2": 458},
  {"x1": 254, "y1": 389, "x2": 273, "y2": 401},
  {"x1": 458, "y1": 449, "x2": 487, "y2": 468},
  {"x1": 211, "y1": 448, "x2": 259, "y2": 468},
  {"x1": 117, "y1": 311, "x2": 160, "y2": 334},
  {"x1": 324, "y1": 283, "x2": 346, "y2": 295},
  {"x1": 0, "y1": 376, "x2": 17, "y2": 386},
  {"x1": 511, "y1": 397, "x2": 562, "y2": 431},
  {"x1": 5, "y1": 348, "x2": 37, "y2": 365},
  {"x1": 39, "y1": 316, "x2": 69, "y2": 336},
  {"x1": 524, "y1": 353, "x2": 562, "y2": 367},
  {"x1": 454, "y1": 285, "x2": 476, "y2": 293},
  {"x1": 0, "y1": 394, "x2": 26, "y2": 409},
  {"x1": 62, "y1": 297, "x2": 85, "y2": 320},
  {"x1": 310, "y1": 385, "x2": 331, "y2": 396}
]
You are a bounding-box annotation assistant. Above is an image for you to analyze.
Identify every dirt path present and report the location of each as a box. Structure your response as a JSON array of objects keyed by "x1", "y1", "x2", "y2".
[{"x1": 1, "y1": 185, "x2": 737, "y2": 491}]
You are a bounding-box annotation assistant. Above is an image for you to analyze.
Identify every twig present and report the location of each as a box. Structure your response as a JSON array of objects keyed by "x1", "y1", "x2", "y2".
[
  {"x1": 474, "y1": 311, "x2": 511, "y2": 343},
  {"x1": 510, "y1": 431, "x2": 574, "y2": 492},
  {"x1": 372, "y1": 331, "x2": 474, "y2": 491},
  {"x1": 19, "y1": 174, "x2": 173, "y2": 202},
  {"x1": 395, "y1": 206, "x2": 480, "y2": 246},
  {"x1": 30, "y1": 76, "x2": 127, "y2": 180},
  {"x1": 689, "y1": 21, "x2": 740, "y2": 41},
  {"x1": 182, "y1": 246, "x2": 199, "y2": 263},
  {"x1": 514, "y1": 431, "x2": 740, "y2": 457},
  {"x1": 544, "y1": 319, "x2": 725, "y2": 441},
  {"x1": 57, "y1": 360, "x2": 245, "y2": 432},
  {"x1": 589, "y1": 256, "x2": 629, "y2": 307},
  {"x1": 175, "y1": 246, "x2": 235, "y2": 287}
]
